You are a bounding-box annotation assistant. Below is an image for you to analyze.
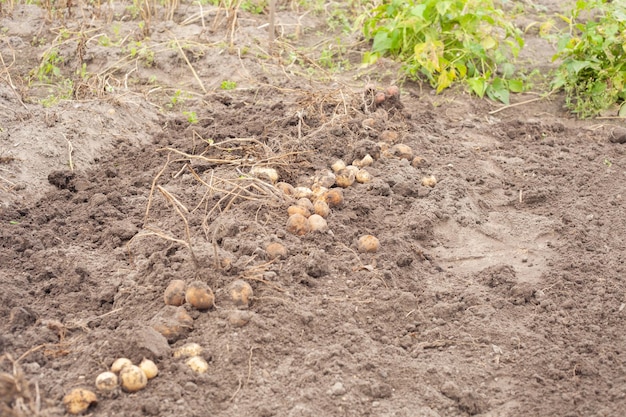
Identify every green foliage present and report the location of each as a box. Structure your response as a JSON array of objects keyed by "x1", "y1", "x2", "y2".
[
  {"x1": 551, "y1": 0, "x2": 626, "y2": 118},
  {"x1": 32, "y1": 48, "x2": 64, "y2": 82},
  {"x1": 362, "y1": 0, "x2": 525, "y2": 103},
  {"x1": 183, "y1": 111, "x2": 199, "y2": 124},
  {"x1": 220, "y1": 80, "x2": 237, "y2": 90}
]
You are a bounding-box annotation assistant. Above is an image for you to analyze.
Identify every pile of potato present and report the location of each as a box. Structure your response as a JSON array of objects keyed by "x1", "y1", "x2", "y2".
[{"x1": 63, "y1": 358, "x2": 159, "y2": 414}]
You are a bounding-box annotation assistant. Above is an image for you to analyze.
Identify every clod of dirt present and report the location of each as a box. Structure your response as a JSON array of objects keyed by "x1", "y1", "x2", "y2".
[
  {"x1": 228, "y1": 310, "x2": 253, "y2": 327},
  {"x1": 305, "y1": 250, "x2": 330, "y2": 278},
  {"x1": 127, "y1": 326, "x2": 171, "y2": 362},
  {"x1": 609, "y1": 128, "x2": 626, "y2": 143},
  {"x1": 8, "y1": 306, "x2": 37, "y2": 331},
  {"x1": 47, "y1": 170, "x2": 76, "y2": 190},
  {"x1": 63, "y1": 388, "x2": 97, "y2": 414},
  {"x1": 380, "y1": 130, "x2": 399, "y2": 143},
  {"x1": 350, "y1": 140, "x2": 381, "y2": 162}
]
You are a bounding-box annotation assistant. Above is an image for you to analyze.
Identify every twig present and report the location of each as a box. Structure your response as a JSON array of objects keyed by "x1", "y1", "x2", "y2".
[
  {"x1": 488, "y1": 89, "x2": 557, "y2": 115},
  {"x1": 172, "y1": 37, "x2": 207, "y2": 94}
]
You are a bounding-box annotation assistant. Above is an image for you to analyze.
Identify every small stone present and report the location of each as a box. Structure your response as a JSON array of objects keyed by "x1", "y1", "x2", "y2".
[{"x1": 328, "y1": 382, "x2": 346, "y2": 396}]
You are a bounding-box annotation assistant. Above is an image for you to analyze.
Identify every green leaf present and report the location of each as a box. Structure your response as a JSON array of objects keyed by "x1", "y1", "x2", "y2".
[
  {"x1": 619, "y1": 102, "x2": 626, "y2": 117},
  {"x1": 467, "y1": 77, "x2": 487, "y2": 98},
  {"x1": 508, "y1": 79, "x2": 524, "y2": 93}
]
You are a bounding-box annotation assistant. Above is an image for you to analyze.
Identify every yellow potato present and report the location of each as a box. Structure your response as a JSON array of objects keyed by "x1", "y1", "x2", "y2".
[
  {"x1": 186, "y1": 356, "x2": 208, "y2": 374},
  {"x1": 313, "y1": 200, "x2": 330, "y2": 218},
  {"x1": 266, "y1": 242, "x2": 288, "y2": 260},
  {"x1": 335, "y1": 168, "x2": 356, "y2": 188},
  {"x1": 275, "y1": 182, "x2": 295, "y2": 196},
  {"x1": 174, "y1": 343, "x2": 203, "y2": 358},
  {"x1": 287, "y1": 205, "x2": 310, "y2": 218},
  {"x1": 139, "y1": 358, "x2": 158, "y2": 380},
  {"x1": 110, "y1": 358, "x2": 132, "y2": 374},
  {"x1": 331, "y1": 159, "x2": 346, "y2": 173},
  {"x1": 63, "y1": 388, "x2": 97, "y2": 415},
  {"x1": 322, "y1": 189, "x2": 344, "y2": 208},
  {"x1": 356, "y1": 169, "x2": 372, "y2": 183},
  {"x1": 421, "y1": 175, "x2": 437, "y2": 188},
  {"x1": 119, "y1": 365, "x2": 147, "y2": 393}
]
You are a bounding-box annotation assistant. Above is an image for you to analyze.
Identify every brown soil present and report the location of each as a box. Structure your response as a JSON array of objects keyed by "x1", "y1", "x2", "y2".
[{"x1": 2, "y1": 2, "x2": 626, "y2": 417}]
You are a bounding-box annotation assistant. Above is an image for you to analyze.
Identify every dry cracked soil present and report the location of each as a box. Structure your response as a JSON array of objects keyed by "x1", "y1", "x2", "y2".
[{"x1": 1, "y1": 1, "x2": 626, "y2": 416}]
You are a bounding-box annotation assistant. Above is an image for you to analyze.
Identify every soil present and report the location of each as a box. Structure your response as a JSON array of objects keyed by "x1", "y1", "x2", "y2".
[{"x1": 1, "y1": 1, "x2": 626, "y2": 417}]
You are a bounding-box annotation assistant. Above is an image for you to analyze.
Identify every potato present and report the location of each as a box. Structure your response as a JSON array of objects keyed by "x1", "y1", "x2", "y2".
[
  {"x1": 385, "y1": 85, "x2": 400, "y2": 98},
  {"x1": 292, "y1": 187, "x2": 313, "y2": 199},
  {"x1": 358, "y1": 235, "x2": 380, "y2": 253},
  {"x1": 286, "y1": 213, "x2": 310, "y2": 236},
  {"x1": 185, "y1": 281, "x2": 214, "y2": 310},
  {"x1": 421, "y1": 175, "x2": 437, "y2": 188},
  {"x1": 119, "y1": 365, "x2": 147, "y2": 393},
  {"x1": 313, "y1": 200, "x2": 330, "y2": 218},
  {"x1": 164, "y1": 279, "x2": 186, "y2": 306},
  {"x1": 360, "y1": 154, "x2": 374, "y2": 167},
  {"x1": 380, "y1": 130, "x2": 399, "y2": 143},
  {"x1": 174, "y1": 342, "x2": 203, "y2": 358},
  {"x1": 229, "y1": 279, "x2": 254, "y2": 308},
  {"x1": 63, "y1": 388, "x2": 97, "y2": 415},
  {"x1": 356, "y1": 169, "x2": 372, "y2": 184},
  {"x1": 335, "y1": 168, "x2": 356, "y2": 188},
  {"x1": 322, "y1": 189, "x2": 344, "y2": 208},
  {"x1": 152, "y1": 306, "x2": 193, "y2": 343},
  {"x1": 139, "y1": 358, "x2": 158, "y2": 380},
  {"x1": 266, "y1": 242, "x2": 288, "y2": 260},
  {"x1": 95, "y1": 372, "x2": 118, "y2": 393},
  {"x1": 412, "y1": 156, "x2": 429, "y2": 168},
  {"x1": 390, "y1": 144, "x2": 413, "y2": 160},
  {"x1": 311, "y1": 185, "x2": 328, "y2": 201},
  {"x1": 296, "y1": 197, "x2": 314, "y2": 212},
  {"x1": 110, "y1": 358, "x2": 132, "y2": 374},
  {"x1": 186, "y1": 356, "x2": 208, "y2": 374},
  {"x1": 275, "y1": 182, "x2": 295, "y2": 196},
  {"x1": 287, "y1": 205, "x2": 310, "y2": 218},
  {"x1": 313, "y1": 170, "x2": 336, "y2": 188},
  {"x1": 374, "y1": 92, "x2": 386, "y2": 104},
  {"x1": 307, "y1": 214, "x2": 328, "y2": 232},
  {"x1": 331, "y1": 159, "x2": 346, "y2": 173},
  {"x1": 250, "y1": 166, "x2": 279, "y2": 183}
]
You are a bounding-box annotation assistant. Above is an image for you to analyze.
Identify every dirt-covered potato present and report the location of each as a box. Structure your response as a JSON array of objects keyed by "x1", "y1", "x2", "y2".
[
  {"x1": 164, "y1": 279, "x2": 186, "y2": 306},
  {"x1": 275, "y1": 182, "x2": 295, "y2": 196},
  {"x1": 229, "y1": 279, "x2": 253, "y2": 308},
  {"x1": 307, "y1": 214, "x2": 328, "y2": 232},
  {"x1": 313, "y1": 200, "x2": 330, "y2": 218},
  {"x1": 119, "y1": 365, "x2": 147, "y2": 393},
  {"x1": 292, "y1": 187, "x2": 313, "y2": 199},
  {"x1": 331, "y1": 159, "x2": 346, "y2": 173},
  {"x1": 266, "y1": 242, "x2": 287, "y2": 260},
  {"x1": 390, "y1": 144, "x2": 413, "y2": 160},
  {"x1": 335, "y1": 168, "x2": 356, "y2": 188},
  {"x1": 63, "y1": 388, "x2": 97, "y2": 414},
  {"x1": 358, "y1": 235, "x2": 380, "y2": 253},
  {"x1": 287, "y1": 205, "x2": 310, "y2": 218},
  {"x1": 322, "y1": 189, "x2": 344, "y2": 208},
  {"x1": 286, "y1": 213, "x2": 310, "y2": 236},
  {"x1": 185, "y1": 281, "x2": 214, "y2": 310},
  {"x1": 249, "y1": 166, "x2": 279, "y2": 183},
  {"x1": 95, "y1": 372, "x2": 118, "y2": 393},
  {"x1": 356, "y1": 169, "x2": 372, "y2": 184}
]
